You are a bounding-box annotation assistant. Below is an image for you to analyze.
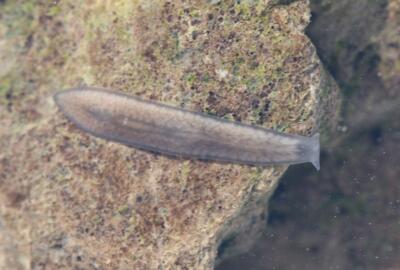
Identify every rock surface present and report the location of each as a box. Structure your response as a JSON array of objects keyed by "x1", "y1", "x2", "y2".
[{"x1": 0, "y1": 0, "x2": 338, "y2": 269}]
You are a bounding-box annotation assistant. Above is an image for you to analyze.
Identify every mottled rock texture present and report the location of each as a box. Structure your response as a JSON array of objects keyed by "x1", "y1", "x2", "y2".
[
  {"x1": 0, "y1": 0, "x2": 338, "y2": 269},
  {"x1": 378, "y1": 0, "x2": 400, "y2": 91}
]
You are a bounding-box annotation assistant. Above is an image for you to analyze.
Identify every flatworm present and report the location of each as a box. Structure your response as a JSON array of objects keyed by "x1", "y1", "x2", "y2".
[{"x1": 54, "y1": 87, "x2": 320, "y2": 170}]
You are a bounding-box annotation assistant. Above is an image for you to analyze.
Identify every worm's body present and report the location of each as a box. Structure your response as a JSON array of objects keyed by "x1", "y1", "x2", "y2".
[{"x1": 54, "y1": 87, "x2": 320, "y2": 170}]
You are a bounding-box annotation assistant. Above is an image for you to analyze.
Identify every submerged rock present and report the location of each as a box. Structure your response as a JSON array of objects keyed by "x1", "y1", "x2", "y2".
[{"x1": 0, "y1": 0, "x2": 338, "y2": 269}]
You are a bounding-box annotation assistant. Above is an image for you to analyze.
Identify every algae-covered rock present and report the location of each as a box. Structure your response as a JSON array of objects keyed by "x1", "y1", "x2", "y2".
[{"x1": 0, "y1": 0, "x2": 339, "y2": 269}]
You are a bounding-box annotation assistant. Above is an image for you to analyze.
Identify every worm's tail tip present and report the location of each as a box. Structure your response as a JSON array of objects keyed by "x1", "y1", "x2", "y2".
[{"x1": 311, "y1": 133, "x2": 320, "y2": 171}]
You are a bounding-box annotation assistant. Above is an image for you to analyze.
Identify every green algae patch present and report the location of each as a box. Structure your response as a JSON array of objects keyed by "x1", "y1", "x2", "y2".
[
  {"x1": 0, "y1": 76, "x2": 12, "y2": 104},
  {"x1": 0, "y1": 1, "x2": 39, "y2": 106}
]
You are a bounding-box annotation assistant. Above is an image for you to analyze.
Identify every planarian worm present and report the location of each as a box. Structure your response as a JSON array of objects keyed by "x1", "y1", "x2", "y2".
[{"x1": 54, "y1": 87, "x2": 320, "y2": 170}]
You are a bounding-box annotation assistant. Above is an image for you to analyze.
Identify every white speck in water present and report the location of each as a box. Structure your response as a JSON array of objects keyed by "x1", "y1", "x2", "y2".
[{"x1": 338, "y1": 125, "x2": 348, "y2": 132}]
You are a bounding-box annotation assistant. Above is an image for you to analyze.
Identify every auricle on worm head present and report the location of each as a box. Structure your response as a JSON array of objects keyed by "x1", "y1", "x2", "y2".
[{"x1": 54, "y1": 87, "x2": 320, "y2": 170}]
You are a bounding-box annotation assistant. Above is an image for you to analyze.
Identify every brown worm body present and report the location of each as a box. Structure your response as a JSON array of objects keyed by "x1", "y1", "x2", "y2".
[{"x1": 54, "y1": 87, "x2": 320, "y2": 170}]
